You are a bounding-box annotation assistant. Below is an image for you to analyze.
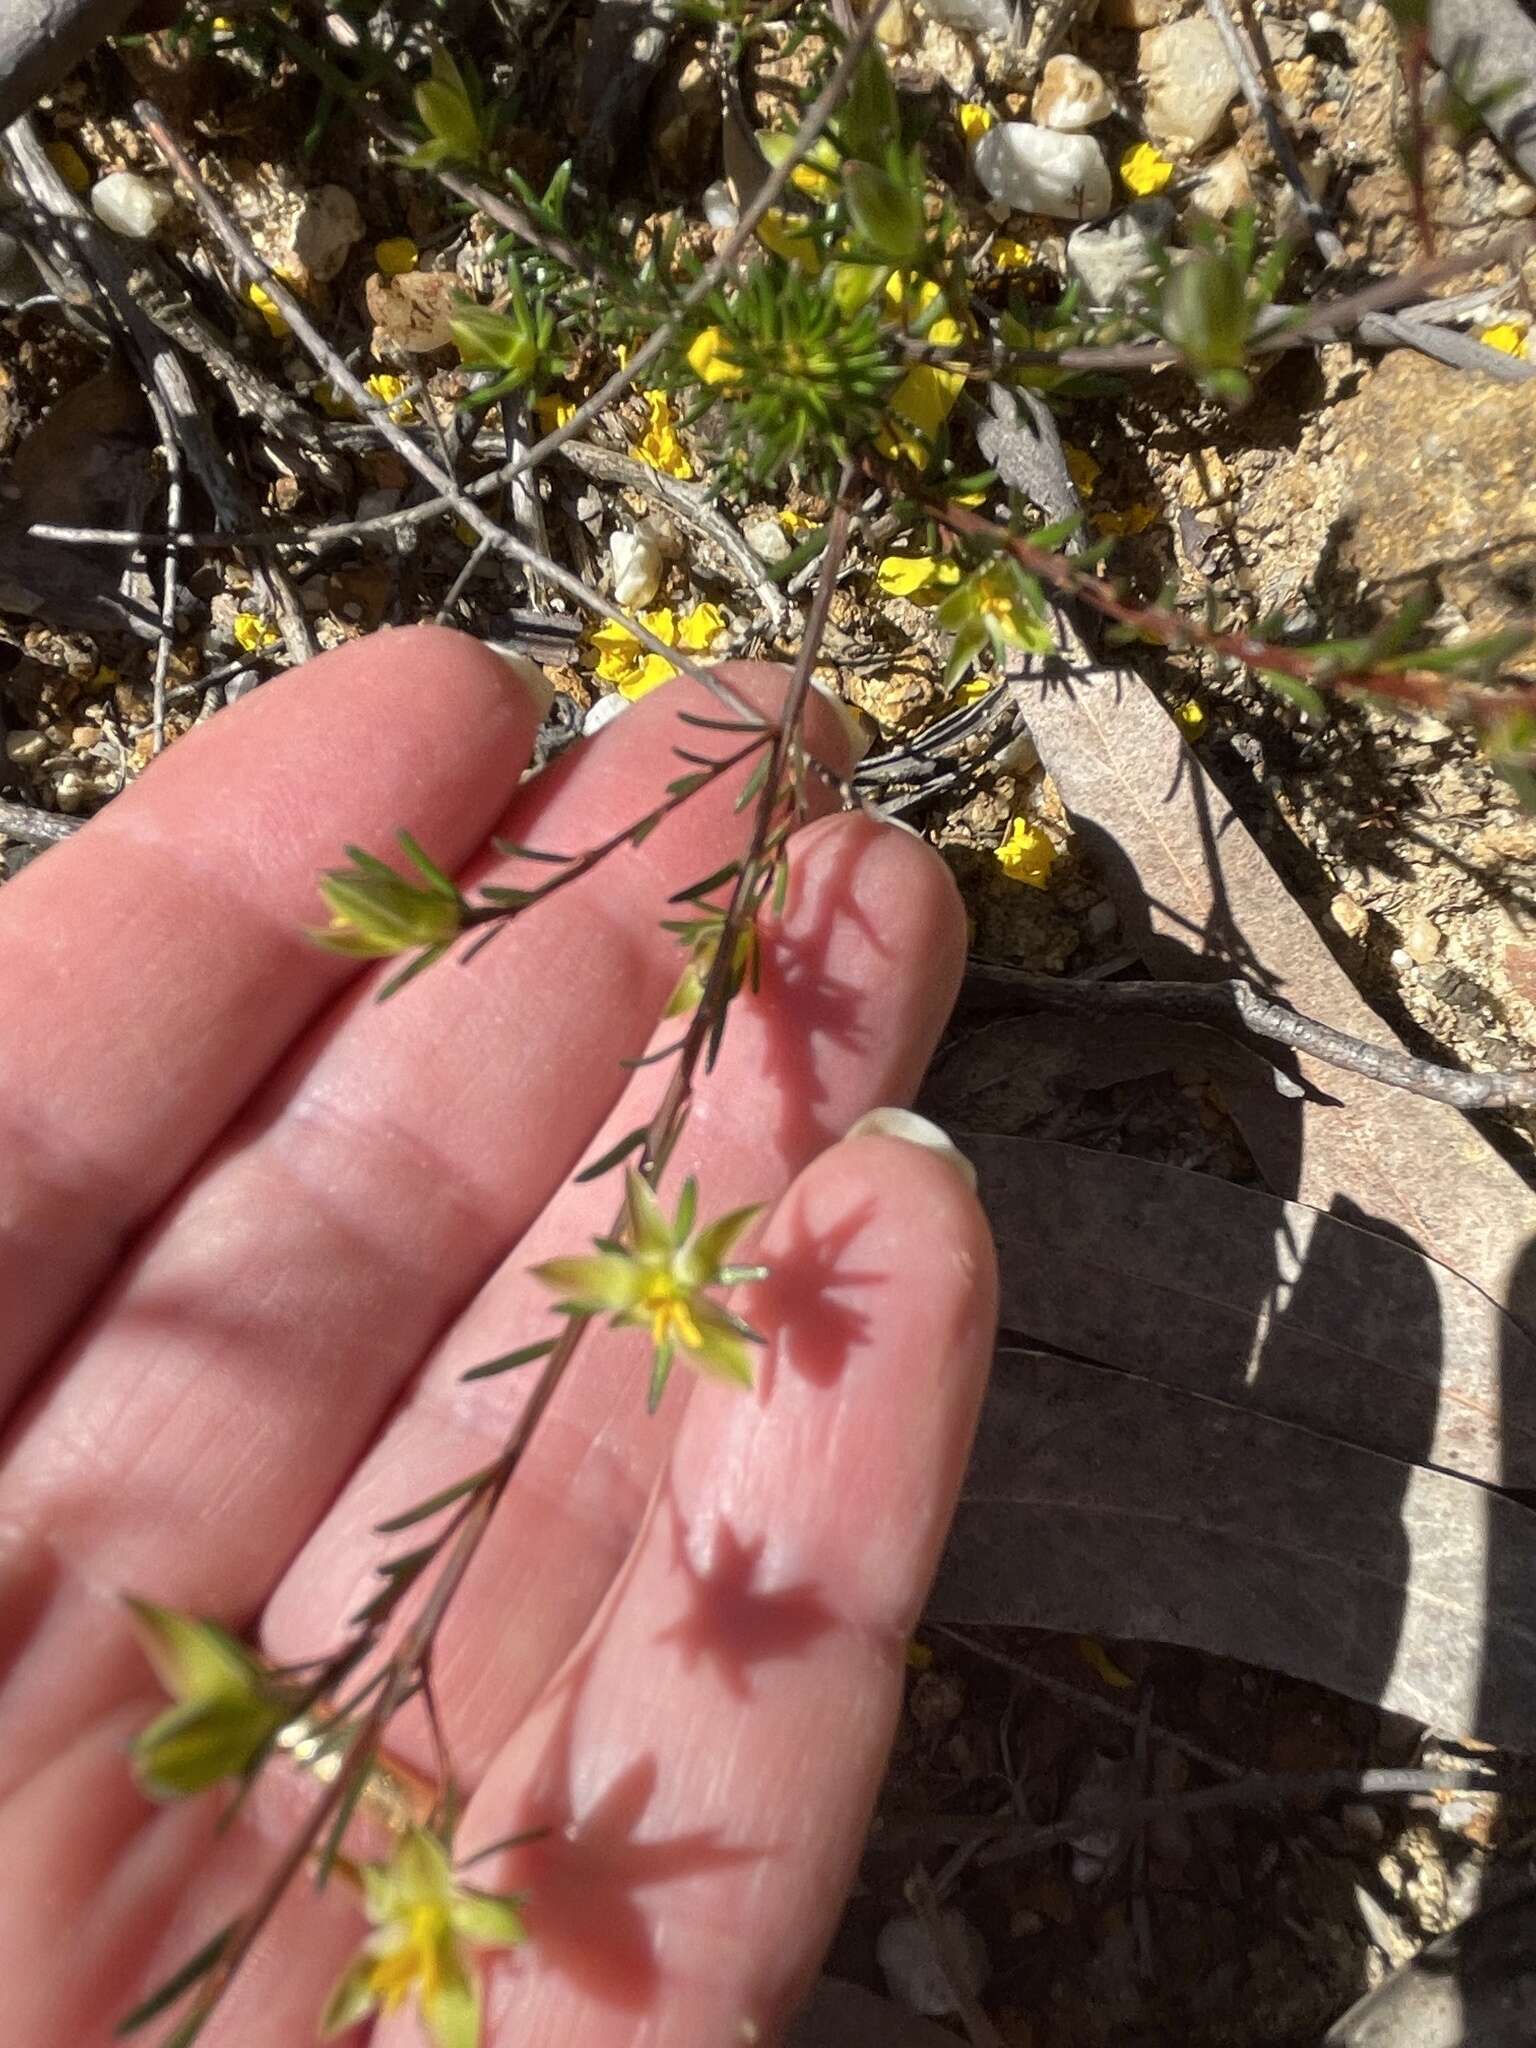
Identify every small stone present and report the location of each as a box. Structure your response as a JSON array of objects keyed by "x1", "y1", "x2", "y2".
[
  {"x1": 1066, "y1": 199, "x2": 1174, "y2": 307},
  {"x1": 918, "y1": 0, "x2": 1014, "y2": 38},
  {"x1": 5, "y1": 730, "x2": 48, "y2": 767},
  {"x1": 877, "y1": 1910, "x2": 989, "y2": 2018},
  {"x1": 52, "y1": 769, "x2": 88, "y2": 813},
  {"x1": 874, "y1": 0, "x2": 911, "y2": 49},
  {"x1": 1101, "y1": 0, "x2": 1172, "y2": 22},
  {"x1": 743, "y1": 514, "x2": 792, "y2": 564},
  {"x1": 1402, "y1": 914, "x2": 1441, "y2": 964},
  {"x1": 1086, "y1": 897, "x2": 1119, "y2": 938},
  {"x1": 1184, "y1": 145, "x2": 1254, "y2": 223},
  {"x1": 90, "y1": 171, "x2": 174, "y2": 239},
  {"x1": 1330, "y1": 892, "x2": 1369, "y2": 939},
  {"x1": 701, "y1": 178, "x2": 739, "y2": 230},
  {"x1": 291, "y1": 184, "x2": 364, "y2": 283},
  {"x1": 1496, "y1": 181, "x2": 1536, "y2": 220},
  {"x1": 973, "y1": 123, "x2": 1112, "y2": 220},
  {"x1": 365, "y1": 269, "x2": 459, "y2": 355},
  {"x1": 1033, "y1": 54, "x2": 1113, "y2": 130},
  {"x1": 996, "y1": 728, "x2": 1039, "y2": 776},
  {"x1": 609, "y1": 529, "x2": 663, "y2": 608},
  {"x1": 1140, "y1": 17, "x2": 1241, "y2": 153}
]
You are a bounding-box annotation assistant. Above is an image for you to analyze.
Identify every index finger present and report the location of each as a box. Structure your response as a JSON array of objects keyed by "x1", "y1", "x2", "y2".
[{"x1": 0, "y1": 626, "x2": 549, "y2": 1408}]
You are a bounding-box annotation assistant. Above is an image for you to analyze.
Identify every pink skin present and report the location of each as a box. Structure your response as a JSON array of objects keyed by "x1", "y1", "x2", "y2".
[{"x1": 0, "y1": 629, "x2": 997, "y2": 2048}]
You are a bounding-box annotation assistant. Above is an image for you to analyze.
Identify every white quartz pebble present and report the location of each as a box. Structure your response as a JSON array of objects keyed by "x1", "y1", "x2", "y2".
[
  {"x1": 973, "y1": 122, "x2": 1112, "y2": 220},
  {"x1": 90, "y1": 171, "x2": 173, "y2": 239}
]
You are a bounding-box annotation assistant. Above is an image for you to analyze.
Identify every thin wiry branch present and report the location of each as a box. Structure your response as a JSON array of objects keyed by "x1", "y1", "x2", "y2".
[
  {"x1": 134, "y1": 100, "x2": 761, "y2": 724},
  {"x1": 963, "y1": 961, "x2": 1536, "y2": 1111}
]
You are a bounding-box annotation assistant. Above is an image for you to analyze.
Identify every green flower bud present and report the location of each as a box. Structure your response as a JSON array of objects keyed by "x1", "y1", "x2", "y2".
[{"x1": 312, "y1": 835, "x2": 466, "y2": 961}]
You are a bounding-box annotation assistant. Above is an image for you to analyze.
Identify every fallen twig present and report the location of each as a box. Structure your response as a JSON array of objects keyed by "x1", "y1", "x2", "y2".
[
  {"x1": 964, "y1": 962, "x2": 1536, "y2": 1111},
  {"x1": 1202, "y1": 0, "x2": 1348, "y2": 266},
  {"x1": 0, "y1": 799, "x2": 83, "y2": 848}
]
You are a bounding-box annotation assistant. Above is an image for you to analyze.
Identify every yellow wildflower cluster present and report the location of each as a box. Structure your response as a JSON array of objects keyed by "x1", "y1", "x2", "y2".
[
  {"x1": 590, "y1": 602, "x2": 728, "y2": 699},
  {"x1": 233, "y1": 611, "x2": 281, "y2": 654},
  {"x1": 995, "y1": 816, "x2": 1057, "y2": 888},
  {"x1": 686, "y1": 327, "x2": 743, "y2": 387},
  {"x1": 1120, "y1": 142, "x2": 1175, "y2": 197},
  {"x1": 634, "y1": 390, "x2": 694, "y2": 479},
  {"x1": 364, "y1": 372, "x2": 416, "y2": 423},
  {"x1": 876, "y1": 275, "x2": 967, "y2": 469}
]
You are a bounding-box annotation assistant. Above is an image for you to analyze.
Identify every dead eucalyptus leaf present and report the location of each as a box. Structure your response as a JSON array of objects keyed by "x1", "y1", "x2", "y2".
[
  {"x1": 1013, "y1": 644, "x2": 1536, "y2": 1315},
  {"x1": 965, "y1": 1133, "x2": 1536, "y2": 1487},
  {"x1": 787, "y1": 1976, "x2": 966, "y2": 2048},
  {"x1": 929, "y1": 1348, "x2": 1536, "y2": 1749}
]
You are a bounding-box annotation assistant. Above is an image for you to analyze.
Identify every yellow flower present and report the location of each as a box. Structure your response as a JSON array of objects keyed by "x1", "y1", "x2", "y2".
[
  {"x1": 375, "y1": 236, "x2": 419, "y2": 276},
  {"x1": 686, "y1": 326, "x2": 743, "y2": 386},
  {"x1": 1480, "y1": 321, "x2": 1528, "y2": 359},
  {"x1": 589, "y1": 602, "x2": 727, "y2": 699},
  {"x1": 877, "y1": 553, "x2": 961, "y2": 600},
  {"x1": 1174, "y1": 698, "x2": 1207, "y2": 738},
  {"x1": 991, "y1": 237, "x2": 1032, "y2": 273},
  {"x1": 233, "y1": 610, "x2": 281, "y2": 653},
  {"x1": 321, "y1": 1827, "x2": 525, "y2": 2048},
  {"x1": 1064, "y1": 444, "x2": 1100, "y2": 497},
  {"x1": 953, "y1": 673, "x2": 995, "y2": 704},
  {"x1": 757, "y1": 208, "x2": 823, "y2": 272},
  {"x1": 1096, "y1": 500, "x2": 1160, "y2": 537},
  {"x1": 534, "y1": 393, "x2": 576, "y2": 434},
  {"x1": 995, "y1": 816, "x2": 1056, "y2": 888},
  {"x1": 676, "y1": 600, "x2": 727, "y2": 651},
  {"x1": 365, "y1": 371, "x2": 416, "y2": 422},
  {"x1": 958, "y1": 102, "x2": 995, "y2": 146},
  {"x1": 877, "y1": 277, "x2": 967, "y2": 469},
  {"x1": 1120, "y1": 142, "x2": 1174, "y2": 197},
  {"x1": 247, "y1": 280, "x2": 290, "y2": 339},
  {"x1": 780, "y1": 507, "x2": 817, "y2": 535},
  {"x1": 534, "y1": 1169, "x2": 764, "y2": 1410},
  {"x1": 634, "y1": 390, "x2": 694, "y2": 479},
  {"x1": 45, "y1": 139, "x2": 90, "y2": 193}
]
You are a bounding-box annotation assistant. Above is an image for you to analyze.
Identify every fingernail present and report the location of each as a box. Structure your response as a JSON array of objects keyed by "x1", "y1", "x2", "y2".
[
  {"x1": 810, "y1": 677, "x2": 872, "y2": 767},
  {"x1": 582, "y1": 690, "x2": 632, "y2": 738},
  {"x1": 487, "y1": 644, "x2": 555, "y2": 719},
  {"x1": 843, "y1": 1107, "x2": 977, "y2": 1191}
]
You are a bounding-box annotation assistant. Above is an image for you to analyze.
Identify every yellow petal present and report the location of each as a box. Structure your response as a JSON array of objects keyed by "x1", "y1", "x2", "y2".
[
  {"x1": 995, "y1": 816, "x2": 1056, "y2": 888},
  {"x1": 676, "y1": 602, "x2": 727, "y2": 651},
  {"x1": 1175, "y1": 698, "x2": 1207, "y2": 738},
  {"x1": 991, "y1": 237, "x2": 1032, "y2": 273},
  {"x1": 686, "y1": 326, "x2": 742, "y2": 386},
  {"x1": 374, "y1": 237, "x2": 419, "y2": 276},
  {"x1": 1076, "y1": 1635, "x2": 1135, "y2": 1689},
  {"x1": 1480, "y1": 321, "x2": 1528, "y2": 359},
  {"x1": 1063, "y1": 443, "x2": 1100, "y2": 497},
  {"x1": 757, "y1": 209, "x2": 822, "y2": 273},
  {"x1": 958, "y1": 102, "x2": 994, "y2": 146},
  {"x1": 246, "y1": 281, "x2": 290, "y2": 339},
  {"x1": 619, "y1": 652, "x2": 679, "y2": 700},
  {"x1": 1120, "y1": 142, "x2": 1174, "y2": 197},
  {"x1": 535, "y1": 393, "x2": 576, "y2": 433}
]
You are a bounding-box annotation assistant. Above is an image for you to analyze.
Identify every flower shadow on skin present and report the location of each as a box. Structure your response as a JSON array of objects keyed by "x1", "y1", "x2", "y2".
[
  {"x1": 655, "y1": 1487, "x2": 835, "y2": 1702},
  {"x1": 755, "y1": 825, "x2": 891, "y2": 1166},
  {"x1": 747, "y1": 1191, "x2": 881, "y2": 1394},
  {"x1": 480, "y1": 1646, "x2": 758, "y2": 2018}
]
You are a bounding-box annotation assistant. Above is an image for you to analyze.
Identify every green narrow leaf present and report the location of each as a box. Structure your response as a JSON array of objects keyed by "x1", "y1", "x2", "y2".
[
  {"x1": 669, "y1": 860, "x2": 740, "y2": 903},
  {"x1": 374, "y1": 1464, "x2": 497, "y2": 1534},
  {"x1": 665, "y1": 770, "x2": 711, "y2": 800},
  {"x1": 574, "y1": 1124, "x2": 650, "y2": 1183},
  {"x1": 490, "y1": 839, "x2": 573, "y2": 864},
  {"x1": 376, "y1": 944, "x2": 449, "y2": 1002},
  {"x1": 646, "y1": 1340, "x2": 675, "y2": 1415},
  {"x1": 734, "y1": 754, "x2": 771, "y2": 813},
  {"x1": 461, "y1": 1338, "x2": 557, "y2": 1382},
  {"x1": 116, "y1": 1924, "x2": 239, "y2": 2035},
  {"x1": 398, "y1": 832, "x2": 460, "y2": 900}
]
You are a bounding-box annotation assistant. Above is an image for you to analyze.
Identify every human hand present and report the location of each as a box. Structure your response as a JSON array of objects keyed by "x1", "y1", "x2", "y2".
[{"x1": 0, "y1": 629, "x2": 996, "y2": 2047}]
